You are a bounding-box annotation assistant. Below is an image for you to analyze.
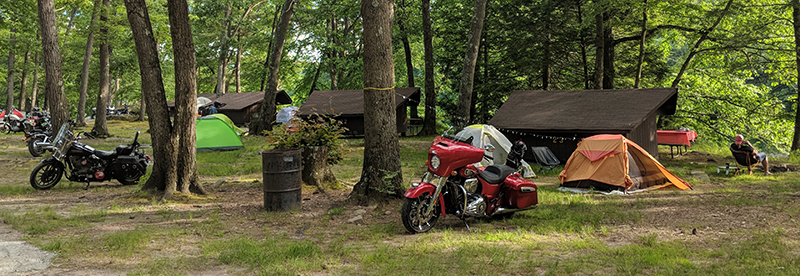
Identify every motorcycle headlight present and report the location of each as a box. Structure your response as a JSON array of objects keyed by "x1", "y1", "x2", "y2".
[{"x1": 430, "y1": 155, "x2": 441, "y2": 170}]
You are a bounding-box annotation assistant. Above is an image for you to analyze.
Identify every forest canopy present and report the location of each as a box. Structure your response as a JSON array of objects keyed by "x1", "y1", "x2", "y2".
[{"x1": 2, "y1": 0, "x2": 799, "y2": 153}]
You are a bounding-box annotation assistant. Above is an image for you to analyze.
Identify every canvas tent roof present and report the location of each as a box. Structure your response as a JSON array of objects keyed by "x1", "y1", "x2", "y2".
[
  {"x1": 167, "y1": 91, "x2": 292, "y2": 109},
  {"x1": 196, "y1": 114, "x2": 244, "y2": 151},
  {"x1": 297, "y1": 88, "x2": 420, "y2": 116},
  {"x1": 489, "y1": 88, "x2": 678, "y2": 132},
  {"x1": 456, "y1": 124, "x2": 536, "y2": 178},
  {"x1": 558, "y1": 134, "x2": 690, "y2": 192}
]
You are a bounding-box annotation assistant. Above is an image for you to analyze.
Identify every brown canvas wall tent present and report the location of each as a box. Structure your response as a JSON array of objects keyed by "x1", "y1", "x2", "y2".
[{"x1": 559, "y1": 134, "x2": 691, "y2": 193}]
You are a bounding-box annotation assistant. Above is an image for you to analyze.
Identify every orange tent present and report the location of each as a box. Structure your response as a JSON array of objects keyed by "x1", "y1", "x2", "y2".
[{"x1": 559, "y1": 134, "x2": 691, "y2": 192}]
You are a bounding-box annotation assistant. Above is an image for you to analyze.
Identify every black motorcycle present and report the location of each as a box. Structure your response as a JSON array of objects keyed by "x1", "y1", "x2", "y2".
[{"x1": 30, "y1": 123, "x2": 150, "y2": 190}]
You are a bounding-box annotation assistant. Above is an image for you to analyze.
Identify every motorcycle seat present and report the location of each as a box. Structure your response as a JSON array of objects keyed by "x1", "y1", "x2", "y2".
[
  {"x1": 95, "y1": 149, "x2": 117, "y2": 159},
  {"x1": 479, "y1": 165, "x2": 516, "y2": 184}
]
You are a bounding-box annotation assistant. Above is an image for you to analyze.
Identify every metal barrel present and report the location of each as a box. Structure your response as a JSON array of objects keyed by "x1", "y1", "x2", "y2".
[{"x1": 261, "y1": 149, "x2": 303, "y2": 211}]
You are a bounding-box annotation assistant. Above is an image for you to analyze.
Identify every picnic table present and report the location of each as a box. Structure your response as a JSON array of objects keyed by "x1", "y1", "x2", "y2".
[{"x1": 657, "y1": 130, "x2": 698, "y2": 158}]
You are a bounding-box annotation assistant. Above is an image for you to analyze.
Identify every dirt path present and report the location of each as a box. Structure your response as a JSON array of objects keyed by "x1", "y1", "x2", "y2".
[{"x1": 0, "y1": 219, "x2": 56, "y2": 275}]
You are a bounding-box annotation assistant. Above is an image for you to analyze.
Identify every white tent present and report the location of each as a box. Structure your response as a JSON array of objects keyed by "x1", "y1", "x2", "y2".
[{"x1": 455, "y1": 124, "x2": 536, "y2": 178}]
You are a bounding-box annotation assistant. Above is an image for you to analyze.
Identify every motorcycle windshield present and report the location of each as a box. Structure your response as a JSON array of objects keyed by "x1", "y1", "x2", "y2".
[
  {"x1": 51, "y1": 124, "x2": 74, "y2": 159},
  {"x1": 441, "y1": 126, "x2": 475, "y2": 144}
]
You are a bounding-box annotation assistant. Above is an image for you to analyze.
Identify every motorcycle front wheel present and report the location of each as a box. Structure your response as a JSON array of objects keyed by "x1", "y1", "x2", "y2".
[
  {"x1": 28, "y1": 136, "x2": 46, "y2": 157},
  {"x1": 401, "y1": 193, "x2": 440, "y2": 234},
  {"x1": 30, "y1": 161, "x2": 64, "y2": 190}
]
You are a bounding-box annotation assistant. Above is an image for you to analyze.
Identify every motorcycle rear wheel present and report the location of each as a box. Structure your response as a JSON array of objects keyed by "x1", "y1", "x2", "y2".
[
  {"x1": 117, "y1": 175, "x2": 140, "y2": 186},
  {"x1": 28, "y1": 136, "x2": 46, "y2": 157},
  {"x1": 401, "y1": 194, "x2": 440, "y2": 234},
  {"x1": 30, "y1": 161, "x2": 64, "y2": 190}
]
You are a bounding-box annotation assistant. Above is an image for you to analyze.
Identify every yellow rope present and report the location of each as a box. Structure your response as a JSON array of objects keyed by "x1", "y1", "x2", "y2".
[{"x1": 363, "y1": 85, "x2": 395, "y2": 91}]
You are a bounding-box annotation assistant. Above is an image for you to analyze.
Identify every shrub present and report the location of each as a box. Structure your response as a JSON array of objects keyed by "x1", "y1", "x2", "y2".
[{"x1": 269, "y1": 114, "x2": 347, "y2": 165}]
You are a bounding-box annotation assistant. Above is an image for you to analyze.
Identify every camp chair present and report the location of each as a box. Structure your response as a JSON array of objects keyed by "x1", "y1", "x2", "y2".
[
  {"x1": 531, "y1": 146, "x2": 560, "y2": 175},
  {"x1": 730, "y1": 149, "x2": 759, "y2": 175}
]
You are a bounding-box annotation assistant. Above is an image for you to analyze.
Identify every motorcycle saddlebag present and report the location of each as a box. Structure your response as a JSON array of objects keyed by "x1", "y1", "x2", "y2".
[
  {"x1": 111, "y1": 155, "x2": 146, "y2": 176},
  {"x1": 503, "y1": 176, "x2": 538, "y2": 209}
]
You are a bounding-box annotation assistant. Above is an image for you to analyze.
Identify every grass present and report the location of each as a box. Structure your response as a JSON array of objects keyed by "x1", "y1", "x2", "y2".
[{"x1": 3, "y1": 120, "x2": 800, "y2": 275}]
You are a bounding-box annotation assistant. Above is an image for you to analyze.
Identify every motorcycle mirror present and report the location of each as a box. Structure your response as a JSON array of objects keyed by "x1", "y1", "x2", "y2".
[
  {"x1": 133, "y1": 131, "x2": 140, "y2": 144},
  {"x1": 484, "y1": 144, "x2": 496, "y2": 152}
]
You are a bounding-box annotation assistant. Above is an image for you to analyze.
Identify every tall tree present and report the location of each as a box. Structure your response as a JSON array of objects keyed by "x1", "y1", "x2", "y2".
[
  {"x1": 169, "y1": 0, "x2": 204, "y2": 194},
  {"x1": 634, "y1": 0, "x2": 647, "y2": 88},
  {"x1": 396, "y1": 0, "x2": 418, "y2": 119},
  {"x1": 792, "y1": 0, "x2": 800, "y2": 151},
  {"x1": 92, "y1": 0, "x2": 112, "y2": 137},
  {"x1": 350, "y1": 0, "x2": 403, "y2": 204},
  {"x1": 6, "y1": 27, "x2": 15, "y2": 112},
  {"x1": 37, "y1": 0, "x2": 69, "y2": 131},
  {"x1": 418, "y1": 0, "x2": 437, "y2": 135},
  {"x1": 214, "y1": 4, "x2": 233, "y2": 96},
  {"x1": 594, "y1": 10, "x2": 604, "y2": 89},
  {"x1": 249, "y1": 0, "x2": 296, "y2": 135},
  {"x1": 670, "y1": 0, "x2": 734, "y2": 88},
  {"x1": 76, "y1": 0, "x2": 101, "y2": 127},
  {"x1": 19, "y1": 51, "x2": 30, "y2": 111},
  {"x1": 30, "y1": 51, "x2": 39, "y2": 110},
  {"x1": 124, "y1": 0, "x2": 178, "y2": 197},
  {"x1": 454, "y1": 0, "x2": 487, "y2": 124}
]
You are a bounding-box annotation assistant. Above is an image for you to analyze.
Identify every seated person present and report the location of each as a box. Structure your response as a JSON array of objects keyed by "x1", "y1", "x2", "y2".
[{"x1": 730, "y1": 134, "x2": 771, "y2": 175}]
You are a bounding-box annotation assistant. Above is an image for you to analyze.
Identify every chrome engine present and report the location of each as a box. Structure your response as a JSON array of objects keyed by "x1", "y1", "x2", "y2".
[
  {"x1": 69, "y1": 155, "x2": 105, "y2": 180},
  {"x1": 464, "y1": 193, "x2": 487, "y2": 217}
]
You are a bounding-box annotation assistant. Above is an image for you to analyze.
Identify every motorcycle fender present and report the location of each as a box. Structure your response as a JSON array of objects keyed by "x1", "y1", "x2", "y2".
[
  {"x1": 40, "y1": 157, "x2": 64, "y2": 169},
  {"x1": 403, "y1": 182, "x2": 436, "y2": 198},
  {"x1": 403, "y1": 183, "x2": 447, "y2": 217}
]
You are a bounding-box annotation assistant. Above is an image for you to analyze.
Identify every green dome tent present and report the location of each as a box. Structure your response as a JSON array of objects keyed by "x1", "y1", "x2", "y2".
[{"x1": 197, "y1": 114, "x2": 244, "y2": 151}]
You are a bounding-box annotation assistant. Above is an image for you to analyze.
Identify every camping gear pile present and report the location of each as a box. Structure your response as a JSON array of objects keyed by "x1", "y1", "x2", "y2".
[{"x1": 558, "y1": 134, "x2": 691, "y2": 193}]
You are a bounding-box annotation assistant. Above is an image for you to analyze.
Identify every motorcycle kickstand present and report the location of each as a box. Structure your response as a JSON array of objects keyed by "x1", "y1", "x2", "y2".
[
  {"x1": 460, "y1": 217, "x2": 473, "y2": 232},
  {"x1": 84, "y1": 182, "x2": 91, "y2": 190}
]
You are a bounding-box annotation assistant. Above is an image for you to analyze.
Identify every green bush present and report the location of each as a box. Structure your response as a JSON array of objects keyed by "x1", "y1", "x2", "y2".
[{"x1": 269, "y1": 114, "x2": 347, "y2": 165}]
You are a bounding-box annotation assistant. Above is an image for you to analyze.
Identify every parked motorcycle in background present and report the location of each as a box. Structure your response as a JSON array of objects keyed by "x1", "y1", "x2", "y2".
[
  {"x1": 401, "y1": 127, "x2": 539, "y2": 234},
  {"x1": 30, "y1": 123, "x2": 150, "y2": 190}
]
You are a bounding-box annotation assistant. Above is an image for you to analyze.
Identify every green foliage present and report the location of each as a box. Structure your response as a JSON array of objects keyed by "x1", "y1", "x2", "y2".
[{"x1": 269, "y1": 114, "x2": 346, "y2": 165}]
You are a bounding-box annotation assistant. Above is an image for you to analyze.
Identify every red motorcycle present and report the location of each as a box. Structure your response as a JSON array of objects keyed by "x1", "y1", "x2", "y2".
[{"x1": 401, "y1": 129, "x2": 538, "y2": 234}]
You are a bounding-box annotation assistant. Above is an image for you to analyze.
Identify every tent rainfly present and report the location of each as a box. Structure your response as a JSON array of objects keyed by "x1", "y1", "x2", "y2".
[
  {"x1": 558, "y1": 134, "x2": 691, "y2": 192},
  {"x1": 196, "y1": 114, "x2": 244, "y2": 151}
]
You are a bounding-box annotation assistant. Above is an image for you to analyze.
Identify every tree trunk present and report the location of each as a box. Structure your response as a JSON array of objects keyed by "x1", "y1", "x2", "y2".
[
  {"x1": 350, "y1": 0, "x2": 403, "y2": 205},
  {"x1": 125, "y1": 0, "x2": 178, "y2": 195},
  {"x1": 6, "y1": 28, "x2": 15, "y2": 113},
  {"x1": 249, "y1": 0, "x2": 296, "y2": 135},
  {"x1": 419, "y1": 0, "x2": 437, "y2": 135},
  {"x1": 168, "y1": 0, "x2": 204, "y2": 195},
  {"x1": 309, "y1": 63, "x2": 321, "y2": 95},
  {"x1": 19, "y1": 51, "x2": 30, "y2": 111},
  {"x1": 62, "y1": 6, "x2": 79, "y2": 46},
  {"x1": 329, "y1": 16, "x2": 339, "y2": 91},
  {"x1": 594, "y1": 11, "x2": 604, "y2": 89},
  {"x1": 214, "y1": 5, "x2": 232, "y2": 96},
  {"x1": 602, "y1": 17, "x2": 614, "y2": 90},
  {"x1": 38, "y1": 0, "x2": 70, "y2": 132},
  {"x1": 31, "y1": 52, "x2": 39, "y2": 109},
  {"x1": 235, "y1": 33, "x2": 243, "y2": 93},
  {"x1": 454, "y1": 0, "x2": 488, "y2": 125},
  {"x1": 138, "y1": 90, "x2": 146, "y2": 121},
  {"x1": 76, "y1": 0, "x2": 101, "y2": 127},
  {"x1": 577, "y1": 1, "x2": 590, "y2": 89},
  {"x1": 397, "y1": 2, "x2": 417, "y2": 119},
  {"x1": 301, "y1": 146, "x2": 337, "y2": 191},
  {"x1": 792, "y1": 0, "x2": 800, "y2": 151},
  {"x1": 634, "y1": 1, "x2": 647, "y2": 88},
  {"x1": 671, "y1": 0, "x2": 734, "y2": 88},
  {"x1": 260, "y1": 3, "x2": 281, "y2": 92},
  {"x1": 92, "y1": 0, "x2": 111, "y2": 137}
]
